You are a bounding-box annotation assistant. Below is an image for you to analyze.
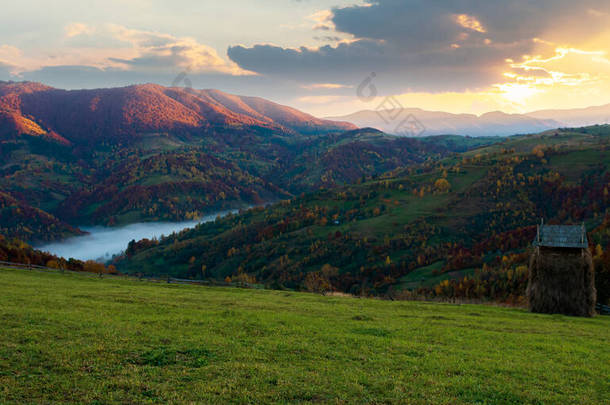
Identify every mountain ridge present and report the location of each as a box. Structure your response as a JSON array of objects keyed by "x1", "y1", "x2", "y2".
[
  {"x1": 0, "y1": 81, "x2": 356, "y2": 144},
  {"x1": 325, "y1": 108, "x2": 561, "y2": 137},
  {"x1": 326, "y1": 103, "x2": 610, "y2": 137},
  {"x1": 526, "y1": 103, "x2": 610, "y2": 127}
]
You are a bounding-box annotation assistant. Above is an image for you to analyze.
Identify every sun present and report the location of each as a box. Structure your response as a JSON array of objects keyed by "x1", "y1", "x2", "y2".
[{"x1": 494, "y1": 82, "x2": 540, "y2": 105}]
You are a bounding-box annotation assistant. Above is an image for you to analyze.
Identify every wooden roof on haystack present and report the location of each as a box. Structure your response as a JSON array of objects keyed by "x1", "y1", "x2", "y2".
[{"x1": 533, "y1": 222, "x2": 588, "y2": 249}]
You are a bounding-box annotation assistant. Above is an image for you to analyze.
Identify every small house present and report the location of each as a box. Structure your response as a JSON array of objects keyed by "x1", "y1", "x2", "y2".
[{"x1": 527, "y1": 221, "x2": 596, "y2": 317}]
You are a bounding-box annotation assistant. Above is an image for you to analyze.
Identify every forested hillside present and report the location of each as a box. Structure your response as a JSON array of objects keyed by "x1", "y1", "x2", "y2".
[
  {"x1": 1, "y1": 121, "x2": 489, "y2": 239},
  {"x1": 118, "y1": 127, "x2": 610, "y2": 302}
]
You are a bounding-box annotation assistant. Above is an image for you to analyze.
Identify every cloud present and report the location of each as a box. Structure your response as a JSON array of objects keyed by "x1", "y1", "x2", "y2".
[
  {"x1": 494, "y1": 47, "x2": 610, "y2": 107},
  {"x1": 301, "y1": 83, "x2": 352, "y2": 90},
  {"x1": 454, "y1": 14, "x2": 486, "y2": 33},
  {"x1": 64, "y1": 23, "x2": 95, "y2": 38},
  {"x1": 5, "y1": 24, "x2": 254, "y2": 78},
  {"x1": 308, "y1": 10, "x2": 335, "y2": 31},
  {"x1": 106, "y1": 25, "x2": 253, "y2": 75},
  {"x1": 227, "y1": 0, "x2": 610, "y2": 93},
  {"x1": 0, "y1": 61, "x2": 14, "y2": 79},
  {"x1": 314, "y1": 36, "x2": 342, "y2": 42},
  {"x1": 228, "y1": 39, "x2": 520, "y2": 93},
  {"x1": 0, "y1": 45, "x2": 27, "y2": 75},
  {"x1": 0, "y1": 45, "x2": 22, "y2": 62},
  {"x1": 297, "y1": 95, "x2": 348, "y2": 104},
  {"x1": 332, "y1": 0, "x2": 609, "y2": 47}
]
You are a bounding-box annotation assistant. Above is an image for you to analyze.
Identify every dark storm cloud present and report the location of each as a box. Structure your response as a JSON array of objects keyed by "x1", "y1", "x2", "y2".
[
  {"x1": 228, "y1": 40, "x2": 385, "y2": 77},
  {"x1": 227, "y1": 0, "x2": 610, "y2": 92},
  {"x1": 227, "y1": 39, "x2": 524, "y2": 93}
]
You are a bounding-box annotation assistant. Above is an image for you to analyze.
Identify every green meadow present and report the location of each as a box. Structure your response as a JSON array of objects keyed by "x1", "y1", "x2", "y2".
[{"x1": 1, "y1": 267, "x2": 608, "y2": 404}]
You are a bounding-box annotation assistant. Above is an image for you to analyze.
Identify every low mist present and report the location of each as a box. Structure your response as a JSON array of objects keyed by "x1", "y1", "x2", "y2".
[{"x1": 36, "y1": 212, "x2": 229, "y2": 262}]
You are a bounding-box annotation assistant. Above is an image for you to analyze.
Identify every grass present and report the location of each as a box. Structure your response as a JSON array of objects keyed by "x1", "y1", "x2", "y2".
[
  {"x1": 397, "y1": 261, "x2": 477, "y2": 290},
  {"x1": 1, "y1": 267, "x2": 609, "y2": 404}
]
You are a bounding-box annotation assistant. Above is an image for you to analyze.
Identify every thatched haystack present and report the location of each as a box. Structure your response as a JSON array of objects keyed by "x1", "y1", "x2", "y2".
[
  {"x1": 528, "y1": 247, "x2": 595, "y2": 316},
  {"x1": 527, "y1": 222, "x2": 596, "y2": 317}
]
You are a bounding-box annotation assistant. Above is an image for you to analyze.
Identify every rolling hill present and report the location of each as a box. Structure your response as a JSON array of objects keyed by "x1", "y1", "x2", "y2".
[
  {"x1": 0, "y1": 127, "x2": 479, "y2": 236},
  {"x1": 118, "y1": 126, "x2": 610, "y2": 297}
]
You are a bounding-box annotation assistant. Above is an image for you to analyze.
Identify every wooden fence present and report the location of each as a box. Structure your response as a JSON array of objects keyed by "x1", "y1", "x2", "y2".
[{"x1": 0, "y1": 260, "x2": 237, "y2": 287}]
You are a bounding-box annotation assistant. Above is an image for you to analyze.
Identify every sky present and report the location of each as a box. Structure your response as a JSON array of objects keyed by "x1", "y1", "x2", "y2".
[{"x1": 2, "y1": 0, "x2": 610, "y2": 117}]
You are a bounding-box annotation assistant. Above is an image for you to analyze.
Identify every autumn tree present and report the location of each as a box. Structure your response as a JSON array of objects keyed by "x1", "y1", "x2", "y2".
[
  {"x1": 303, "y1": 271, "x2": 332, "y2": 294},
  {"x1": 434, "y1": 178, "x2": 451, "y2": 193}
]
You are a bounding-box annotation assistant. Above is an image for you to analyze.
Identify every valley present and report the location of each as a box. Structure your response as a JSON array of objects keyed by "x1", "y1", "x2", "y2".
[
  {"x1": 118, "y1": 126, "x2": 610, "y2": 298},
  {"x1": 1, "y1": 81, "x2": 609, "y2": 304},
  {"x1": 1, "y1": 81, "x2": 494, "y2": 242},
  {"x1": 36, "y1": 211, "x2": 234, "y2": 261},
  {"x1": 3, "y1": 3, "x2": 610, "y2": 404}
]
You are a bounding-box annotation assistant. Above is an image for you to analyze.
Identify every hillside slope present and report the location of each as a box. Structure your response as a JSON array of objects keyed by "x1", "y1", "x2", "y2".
[
  {"x1": 119, "y1": 126, "x2": 610, "y2": 295},
  {"x1": 1, "y1": 124, "x2": 487, "y2": 239},
  {"x1": 0, "y1": 192, "x2": 84, "y2": 242},
  {"x1": 0, "y1": 267, "x2": 608, "y2": 404}
]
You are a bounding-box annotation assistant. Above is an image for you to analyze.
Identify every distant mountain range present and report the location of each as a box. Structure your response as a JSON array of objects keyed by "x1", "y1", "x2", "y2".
[
  {"x1": 0, "y1": 81, "x2": 356, "y2": 145},
  {"x1": 326, "y1": 104, "x2": 610, "y2": 137},
  {"x1": 526, "y1": 104, "x2": 610, "y2": 128},
  {"x1": 4, "y1": 81, "x2": 610, "y2": 141}
]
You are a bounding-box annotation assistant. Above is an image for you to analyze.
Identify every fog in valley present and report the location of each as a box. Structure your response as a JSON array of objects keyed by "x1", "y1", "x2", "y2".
[{"x1": 37, "y1": 212, "x2": 231, "y2": 262}]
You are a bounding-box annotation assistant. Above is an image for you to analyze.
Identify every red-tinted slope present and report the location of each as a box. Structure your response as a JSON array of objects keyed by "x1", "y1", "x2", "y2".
[
  {"x1": 0, "y1": 81, "x2": 356, "y2": 143},
  {"x1": 200, "y1": 89, "x2": 356, "y2": 134},
  {"x1": 0, "y1": 109, "x2": 46, "y2": 137}
]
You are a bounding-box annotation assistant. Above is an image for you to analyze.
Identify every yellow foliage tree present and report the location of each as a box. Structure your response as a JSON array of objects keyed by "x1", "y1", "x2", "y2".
[
  {"x1": 434, "y1": 178, "x2": 451, "y2": 193},
  {"x1": 46, "y1": 260, "x2": 60, "y2": 269}
]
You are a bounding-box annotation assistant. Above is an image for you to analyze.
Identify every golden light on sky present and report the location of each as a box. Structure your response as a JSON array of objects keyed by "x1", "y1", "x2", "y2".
[
  {"x1": 2, "y1": 1, "x2": 610, "y2": 117},
  {"x1": 305, "y1": 43, "x2": 610, "y2": 117},
  {"x1": 453, "y1": 14, "x2": 487, "y2": 34}
]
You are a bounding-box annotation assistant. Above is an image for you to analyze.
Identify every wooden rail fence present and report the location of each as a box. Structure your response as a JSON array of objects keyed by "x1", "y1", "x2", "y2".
[{"x1": 0, "y1": 260, "x2": 241, "y2": 287}]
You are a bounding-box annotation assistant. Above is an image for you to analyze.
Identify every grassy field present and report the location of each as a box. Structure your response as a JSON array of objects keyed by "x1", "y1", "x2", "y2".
[
  {"x1": 397, "y1": 262, "x2": 477, "y2": 290},
  {"x1": 1, "y1": 268, "x2": 609, "y2": 404}
]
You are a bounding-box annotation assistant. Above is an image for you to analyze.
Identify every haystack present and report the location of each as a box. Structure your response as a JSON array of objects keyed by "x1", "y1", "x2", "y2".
[{"x1": 527, "y1": 222, "x2": 596, "y2": 317}]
